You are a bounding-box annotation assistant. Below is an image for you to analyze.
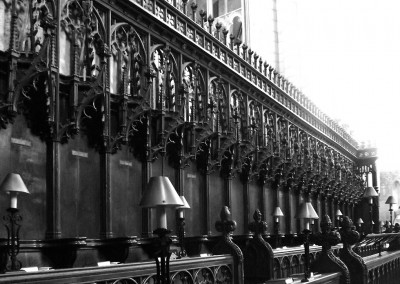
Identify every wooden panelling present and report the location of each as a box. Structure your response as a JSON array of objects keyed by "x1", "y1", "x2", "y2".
[
  {"x1": 231, "y1": 178, "x2": 245, "y2": 235},
  {"x1": 59, "y1": 135, "x2": 101, "y2": 238},
  {"x1": 209, "y1": 172, "x2": 225, "y2": 236},
  {"x1": 110, "y1": 147, "x2": 142, "y2": 237}
]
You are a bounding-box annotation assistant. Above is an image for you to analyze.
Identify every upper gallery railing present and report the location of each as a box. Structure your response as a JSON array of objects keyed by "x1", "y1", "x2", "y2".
[{"x1": 126, "y1": 0, "x2": 358, "y2": 156}]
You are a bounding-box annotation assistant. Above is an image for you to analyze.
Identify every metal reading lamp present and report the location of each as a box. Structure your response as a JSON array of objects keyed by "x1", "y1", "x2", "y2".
[
  {"x1": 335, "y1": 209, "x2": 343, "y2": 228},
  {"x1": 273, "y1": 206, "x2": 284, "y2": 234},
  {"x1": 296, "y1": 201, "x2": 319, "y2": 282},
  {"x1": 385, "y1": 196, "x2": 397, "y2": 229},
  {"x1": 363, "y1": 186, "x2": 378, "y2": 233},
  {"x1": 140, "y1": 176, "x2": 183, "y2": 284},
  {"x1": 0, "y1": 173, "x2": 30, "y2": 271},
  {"x1": 176, "y1": 196, "x2": 190, "y2": 258},
  {"x1": 273, "y1": 207, "x2": 284, "y2": 247},
  {"x1": 356, "y1": 218, "x2": 364, "y2": 233}
]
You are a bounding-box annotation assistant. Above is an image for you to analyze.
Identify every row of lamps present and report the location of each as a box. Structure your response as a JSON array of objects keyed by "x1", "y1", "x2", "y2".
[
  {"x1": 0, "y1": 173, "x2": 326, "y2": 283},
  {"x1": 139, "y1": 176, "x2": 321, "y2": 283},
  {"x1": 0, "y1": 173, "x2": 388, "y2": 282},
  {"x1": 139, "y1": 176, "x2": 189, "y2": 284}
]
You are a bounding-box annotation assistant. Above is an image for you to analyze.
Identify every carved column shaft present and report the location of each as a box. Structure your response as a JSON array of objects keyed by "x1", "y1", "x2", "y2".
[
  {"x1": 204, "y1": 170, "x2": 211, "y2": 235},
  {"x1": 100, "y1": 150, "x2": 113, "y2": 238},
  {"x1": 100, "y1": 9, "x2": 113, "y2": 238},
  {"x1": 261, "y1": 182, "x2": 267, "y2": 229},
  {"x1": 243, "y1": 181, "x2": 250, "y2": 233},
  {"x1": 46, "y1": 7, "x2": 61, "y2": 239},
  {"x1": 46, "y1": 140, "x2": 62, "y2": 239},
  {"x1": 224, "y1": 176, "x2": 232, "y2": 209},
  {"x1": 142, "y1": 117, "x2": 153, "y2": 237},
  {"x1": 289, "y1": 188, "x2": 298, "y2": 233}
]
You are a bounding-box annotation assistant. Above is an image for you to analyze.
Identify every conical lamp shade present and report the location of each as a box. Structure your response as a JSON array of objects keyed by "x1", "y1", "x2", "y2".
[
  {"x1": 356, "y1": 218, "x2": 364, "y2": 224},
  {"x1": 336, "y1": 209, "x2": 343, "y2": 216},
  {"x1": 295, "y1": 202, "x2": 319, "y2": 219},
  {"x1": 385, "y1": 196, "x2": 397, "y2": 205},
  {"x1": 363, "y1": 187, "x2": 378, "y2": 198},
  {"x1": 0, "y1": 173, "x2": 29, "y2": 194},
  {"x1": 140, "y1": 176, "x2": 183, "y2": 208},
  {"x1": 179, "y1": 196, "x2": 190, "y2": 209},
  {"x1": 273, "y1": 206, "x2": 284, "y2": 217}
]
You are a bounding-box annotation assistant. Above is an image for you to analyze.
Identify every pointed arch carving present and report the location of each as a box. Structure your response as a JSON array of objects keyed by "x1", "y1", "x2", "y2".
[
  {"x1": 150, "y1": 44, "x2": 178, "y2": 112},
  {"x1": 181, "y1": 61, "x2": 205, "y2": 122},
  {"x1": 208, "y1": 76, "x2": 228, "y2": 133},
  {"x1": 230, "y1": 90, "x2": 246, "y2": 142},
  {"x1": 248, "y1": 100, "x2": 261, "y2": 146},
  {"x1": 59, "y1": 0, "x2": 108, "y2": 79},
  {"x1": 109, "y1": 22, "x2": 146, "y2": 97}
]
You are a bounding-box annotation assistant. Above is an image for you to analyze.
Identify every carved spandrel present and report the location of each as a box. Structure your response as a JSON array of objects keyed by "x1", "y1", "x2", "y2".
[{"x1": 1, "y1": 0, "x2": 57, "y2": 138}]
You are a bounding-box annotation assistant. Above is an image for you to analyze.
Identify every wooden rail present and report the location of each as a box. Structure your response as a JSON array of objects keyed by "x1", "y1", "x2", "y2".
[
  {"x1": 354, "y1": 233, "x2": 400, "y2": 257},
  {"x1": 364, "y1": 251, "x2": 400, "y2": 284},
  {"x1": 265, "y1": 272, "x2": 341, "y2": 284},
  {"x1": 272, "y1": 245, "x2": 342, "y2": 279},
  {"x1": 0, "y1": 255, "x2": 234, "y2": 284}
]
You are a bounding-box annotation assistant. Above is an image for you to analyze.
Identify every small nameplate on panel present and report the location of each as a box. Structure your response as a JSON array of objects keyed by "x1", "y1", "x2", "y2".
[
  {"x1": 187, "y1": 174, "x2": 196, "y2": 179},
  {"x1": 119, "y1": 160, "x2": 132, "y2": 167},
  {"x1": 72, "y1": 150, "x2": 88, "y2": 158},
  {"x1": 11, "y1": 137, "x2": 32, "y2": 147}
]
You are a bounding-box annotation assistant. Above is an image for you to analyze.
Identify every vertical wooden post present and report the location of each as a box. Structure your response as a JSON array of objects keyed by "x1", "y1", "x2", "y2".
[
  {"x1": 204, "y1": 169, "x2": 211, "y2": 235},
  {"x1": 100, "y1": 151, "x2": 113, "y2": 238},
  {"x1": 142, "y1": 117, "x2": 153, "y2": 238},
  {"x1": 225, "y1": 176, "x2": 232, "y2": 208},
  {"x1": 46, "y1": 140, "x2": 61, "y2": 239},
  {"x1": 243, "y1": 181, "x2": 250, "y2": 233},
  {"x1": 46, "y1": 3, "x2": 61, "y2": 239},
  {"x1": 99, "y1": 9, "x2": 113, "y2": 238}
]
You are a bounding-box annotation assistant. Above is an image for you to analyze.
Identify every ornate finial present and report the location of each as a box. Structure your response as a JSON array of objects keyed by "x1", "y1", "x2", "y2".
[
  {"x1": 341, "y1": 216, "x2": 353, "y2": 229},
  {"x1": 213, "y1": 207, "x2": 244, "y2": 282},
  {"x1": 253, "y1": 209, "x2": 262, "y2": 222},
  {"x1": 314, "y1": 214, "x2": 341, "y2": 250},
  {"x1": 215, "y1": 206, "x2": 237, "y2": 236},
  {"x1": 249, "y1": 209, "x2": 268, "y2": 236},
  {"x1": 340, "y1": 216, "x2": 361, "y2": 245},
  {"x1": 320, "y1": 214, "x2": 333, "y2": 233},
  {"x1": 339, "y1": 216, "x2": 367, "y2": 284},
  {"x1": 311, "y1": 215, "x2": 350, "y2": 284}
]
